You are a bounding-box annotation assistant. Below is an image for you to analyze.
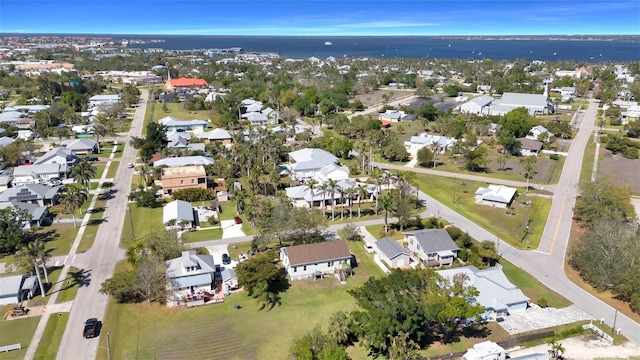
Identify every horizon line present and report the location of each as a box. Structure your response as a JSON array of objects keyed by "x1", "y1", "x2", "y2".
[{"x1": 2, "y1": 32, "x2": 639, "y2": 38}]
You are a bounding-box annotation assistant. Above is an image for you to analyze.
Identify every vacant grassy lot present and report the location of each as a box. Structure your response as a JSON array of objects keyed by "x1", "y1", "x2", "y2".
[
  {"x1": 181, "y1": 228, "x2": 223, "y2": 243},
  {"x1": 33, "y1": 313, "x2": 69, "y2": 360},
  {"x1": 98, "y1": 242, "x2": 384, "y2": 360},
  {"x1": 29, "y1": 223, "x2": 79, "y2": 257},
  {"x1": 0, "y1": 313, "x2": 41, "y2": 360},
  {"x1": 120, "y1": 204, "x2": 164, "y2": 247},
  {"x1": 412, "y1": 172, "x2": 551, "y2": 249}
]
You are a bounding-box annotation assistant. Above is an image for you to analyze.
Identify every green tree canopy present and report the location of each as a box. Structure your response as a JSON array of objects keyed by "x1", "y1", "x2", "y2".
[{"x1": 574, "y1": 178, "x2": 636, "y2": 225}]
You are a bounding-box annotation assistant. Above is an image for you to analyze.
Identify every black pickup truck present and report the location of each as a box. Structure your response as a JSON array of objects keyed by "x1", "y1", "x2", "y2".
[{"x1": 83, "y1": 318, "x2": 98, "y2": 339}]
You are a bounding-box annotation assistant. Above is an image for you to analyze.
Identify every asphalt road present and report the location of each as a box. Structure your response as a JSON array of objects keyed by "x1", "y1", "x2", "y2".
[{"x1": 55, "y1": 90, "x2": 148, "y2": 360}]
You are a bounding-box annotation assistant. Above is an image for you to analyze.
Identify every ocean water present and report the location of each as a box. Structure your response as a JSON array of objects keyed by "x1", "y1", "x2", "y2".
[{"x1": 119, "y1": 35, "x2": 640, "y2": 61}]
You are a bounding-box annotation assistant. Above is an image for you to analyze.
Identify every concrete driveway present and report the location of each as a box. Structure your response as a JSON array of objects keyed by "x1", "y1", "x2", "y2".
[
  {"x1": 205, "y1": 244, "x2": 238, "y2": 269},
  {"x1": 220, "y1": 219, "x2": 246, "y2": 239}
]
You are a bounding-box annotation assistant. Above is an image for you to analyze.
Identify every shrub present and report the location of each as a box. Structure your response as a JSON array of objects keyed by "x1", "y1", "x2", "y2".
[
  {"x1": 537, "y1": 297, "x2": 549, "y2": 308},
  {"x1": 549, "y1": 154, "x2": 559, "y2": 160},
  {"x1": 458, "y1": 248, "x2": 468, "y2": 262},
  {"x1": 207, "y1": 216, "x2": 219, "y2": 226},
  {"x1": 622, "y1": 146, "x2": 639, "y2": 159},
  {"x1": 342, "y1": 223, "x2": 363, "y2": 241},
  {"x1": 172, "y1": 188, "x2": 216, "y2": 202},
  {"x1": 446, "y1": 226, "x2": 464, "y2": 240}
]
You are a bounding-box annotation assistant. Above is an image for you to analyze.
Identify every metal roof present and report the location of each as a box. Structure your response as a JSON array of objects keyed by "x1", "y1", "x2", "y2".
[
  {"x1": 404, "y1": 229, "x2": 459, "y2": 253},
  {"x1": 375, "y1": 237, "x2": 410, "y2": 260},
  {"x1": 163, "y1": 200, "x2": 194, "y2": 224},
  {"x1": 0, "y1": 274, "x2": 24, "y2": 297},
  {"x1": 171, "y1": 273, "x2": 213, "y2": 289}
]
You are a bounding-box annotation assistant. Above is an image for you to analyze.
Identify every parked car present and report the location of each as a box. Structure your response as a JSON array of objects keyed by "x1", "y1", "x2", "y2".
[
  {"x1": 222, "y1": 253, "x2": 231, "y2": 265},
  {"x1": 83, "y1": 318, "x2": 98, "y2": 339},
  {"x1": 364, "y1": 243, "x2": 375, "y2": 253},
  {"x1": 85, "y1": 157, "x2": 99, "y2": 162},
  {"x1": 234, "y1": 216, "x2": 242, "y2": 224},
  {"x1": 127, "y1": 163, "x2": 134, "y2": 168}
]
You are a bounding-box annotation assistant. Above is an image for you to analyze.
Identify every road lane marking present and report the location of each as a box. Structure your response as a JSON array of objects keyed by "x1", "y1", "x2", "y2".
[{"x1": 548, "y1": 194, "x2": 567, "y2": 255}]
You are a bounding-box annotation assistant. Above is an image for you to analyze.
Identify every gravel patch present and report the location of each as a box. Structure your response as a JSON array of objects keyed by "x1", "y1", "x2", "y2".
[
  {"x1": 509, "y1": 334, "x2": 640, "y2": 360},
  {"x1": 500, "y1": 304, "x2": 592, "y2": 334}
]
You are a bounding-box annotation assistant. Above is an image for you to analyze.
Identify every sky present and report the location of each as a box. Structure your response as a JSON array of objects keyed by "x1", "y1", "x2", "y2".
[{"x1": 1, "y1": 0, "x2": 639, "y2": 36}]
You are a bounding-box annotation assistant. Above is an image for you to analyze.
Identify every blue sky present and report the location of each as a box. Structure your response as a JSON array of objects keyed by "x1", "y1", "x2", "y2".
[{"x1": 1, "y1": 0, "x2": 638, "y2": 35}]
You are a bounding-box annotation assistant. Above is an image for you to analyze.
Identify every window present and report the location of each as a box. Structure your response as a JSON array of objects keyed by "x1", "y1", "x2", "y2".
[
  {"x1": 417, "y1": 244, "x2": 421, "y2": 251},
  {"x1": 303, "y1": 265, "x2": 307, "y2": 271},
  {"x1": 198, "y1": 177, "x2": 206, "y2": 184},
  {"x1": 180, "y1": 180, "x2": 184, "y2": 185},
  {"x1": 191, "y1": 179, "x2": 194, "y2": 184},
  {"x1": 293, "y1": 267, "x2": 297, "y2": 273},
  {"x1": 328, "y1": 261, "x2": 334, "y2": 267}
]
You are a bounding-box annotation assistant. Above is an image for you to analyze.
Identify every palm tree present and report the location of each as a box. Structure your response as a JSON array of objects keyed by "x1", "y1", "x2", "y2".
[
  {"x1": 71, "y1": 159, "x2": 97, "y2": 191},
  {"x1": 319, "y1": 182, "x2": 329, "y2": 216},
  {"x1": 305, "y1": 180, "x2": 318, "y2": 209},
  {"x1": 379, "y1": 193, "x2": 393, "y2": 233},
  {"x1": 58, "y1": 185, "x2": 88, "y2": 228},
  {"x1": 28, "y1": 240, "x2": 51, "y2": 284},
  {"x1": 15, "y1": 244, "x2": 46, "y2": 297},
  {"x1": 327, "y1": 179, "x2": 338, "y2": 220},
  {"x1": 356, "y1": 184, "x2": 369, "y2": 218},
  {"x1": 92, "y1": 124, "x2": 107, "y2": 153},
  {"x1": 345, "y1": 187, "x2": 356, "y2": 219},
  {"x1": 370, "y1": 168, "x2": 383, "y2": 212}
]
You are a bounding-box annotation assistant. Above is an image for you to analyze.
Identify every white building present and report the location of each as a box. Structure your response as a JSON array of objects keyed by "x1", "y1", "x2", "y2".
[
  {"x1": 459, "y1": 95, "x2": 494, "y2": 115},
  {"x1": 462, "y1": 341, "x2": 507, "y2": 360},
  {"x1": 404, "y1": 134, "x2": 457, "y2": 157},
  {"x1": 288, "y1": 148, "x2": 340, "y2": 181},
  {"x1": 475, "y1": 185, "x2": 517, "y2": 208},
  {"x1": 526, "y1": 125, "x2": 553, "y2": 141},
  {"x1": 280, "y1": 240, "x2": 353, "y2": 281},
  {"x1": 89, "y1": 94, "x2": 121, "y2": 107},
  {"x1": 163, "y1": 200, "x2": 195, "y2": 227}
]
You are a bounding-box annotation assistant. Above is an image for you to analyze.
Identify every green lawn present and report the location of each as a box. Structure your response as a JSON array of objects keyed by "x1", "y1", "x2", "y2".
[
  {"x1": 78, "y1": 199, "x2": 107, "y2": 253},
  {"x1": 499, "y1": 259, "x2": 571, "y2": 308},
  {"x1": 181, "y1": 228, "x2": 223, "y2": 243},
  {"x1": 0, "y1": 315, "x2": 41, "y2": 360},
  {"x1": 105, "y1": 161, "x2": 119, "y2": 179},
  {"x1": 26, "y1": 267, "x2": 81, "y2": 306},
  {"x1": 31, "y1": 223, "x2": 79, "y2": 257},
  {"x1": 412, "y1": 172, "x2": 551, "y2": 249},
  {"x1": 98, "y1": 241, "x2": 384, "y2": 360},
  {"x1": 579, "y1": 134, "x2": 597, "y2": 185},
  {"x1": 156, "y1": 102, "x2": 210, "y2": 122},
  {"x1": 94, "y1": 164, "x2": 106, "y2": 179},
  {"x1": 120, "y1": 204, "x2": 164, "y2": 247},
  {"x1": 33, "y1": 313, "x2": 69, "y2": 360},
  {"x1": 218, "y1": 201, "x2": 237, "y2": 220}
]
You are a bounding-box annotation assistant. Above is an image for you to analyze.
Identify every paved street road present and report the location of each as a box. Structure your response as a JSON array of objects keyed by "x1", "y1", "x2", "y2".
[{"x1": 55, "y1": 90, "x2": 148, "y2": 360}]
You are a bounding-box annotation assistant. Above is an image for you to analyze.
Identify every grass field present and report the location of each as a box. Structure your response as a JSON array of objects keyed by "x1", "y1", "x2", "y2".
[
  {"x1": 579, "y1": 134, "x2": 597, "y2": 185},
  {"x1": 30, "y1": 223, "x2": 79, "y2": 257},
  {"x1": 25, "y1": 267, "x2": 81, "y2": 307},
  {"x1": 499, "y1": 259, "x2": 571, "y2": 308},
  {"x1": 78, "y1": 198, "x2": 107, "y2": 253},
  {"x1": 105, "y1": 161, "x2": 119, "y2": 179},
  {"x1": 33, "y1": 313, "x2": 69, "y2": 360},
  {"x1": 120, "y1": 204, "x2": 164, "y2": 247},
  {"x1": 412, "y1": 173, "x2": 551, "y2": 249},
  {"x1": 0, "y1": 315, "x2": 41, "y2": 360},
  {"x1": 181, "y1": 228, "x2": 223, "y2": 243},
  {"x1": 98, "y1": 241, "x2": 384, "y2": 360},
  {"x1": 94, "y1": 164, "x2": 106, "y2": 179}
]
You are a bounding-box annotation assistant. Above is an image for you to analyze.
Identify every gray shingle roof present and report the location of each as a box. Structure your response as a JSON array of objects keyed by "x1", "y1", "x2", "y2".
[
  {"x1": 166, "y1": 250, "x2": 216, "y2": 279},
  {"x1": 375, "y1": 237, "x2": 410, "y2": 260},
  {"x1": 404, "y1": 229, "x2": 459, "y2": 253}
]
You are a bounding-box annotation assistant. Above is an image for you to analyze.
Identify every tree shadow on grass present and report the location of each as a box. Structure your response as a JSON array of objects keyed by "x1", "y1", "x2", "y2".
[
  {"x1": 87, "y1": 207, "x2": 105, "y2": 214},
  {"x1": 87, "y1": 218, "x2": 108, "y2": 226},
  {"x1": 50, "y1": 268, "x2": 92, "y2": 295}
]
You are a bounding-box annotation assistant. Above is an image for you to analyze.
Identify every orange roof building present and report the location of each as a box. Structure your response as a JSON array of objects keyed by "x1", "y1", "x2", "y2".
[{"x1": 164, "y1": 77, "x2": 208, "y2": 90}]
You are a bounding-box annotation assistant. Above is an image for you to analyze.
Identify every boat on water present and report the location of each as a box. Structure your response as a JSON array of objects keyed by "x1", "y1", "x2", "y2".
[{"x1": 324, "y1": 41, "x2": 333, "y2": 46}]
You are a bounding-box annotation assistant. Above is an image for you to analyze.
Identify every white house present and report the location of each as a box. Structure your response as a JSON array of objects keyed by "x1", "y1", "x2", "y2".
[
  {"x1": 12, "y1": 164, "x2": 66, "y2": 185},
  {"x1": 89, "y1": 94, "x2": 121, "y2": 107},
  {"x1": 34, "y1": 147, "x2": 76, "y2": 166},
  {"x1": 163, "y1": 200, "x2": 195, "y2": 227},
  {"x1": 60, "y1": 138, "x2": 97, "y2": 155},
  {"x1": 375, "y1": 237, "x2": 412, "y2": 268},
  {"x1": 288, "y1": 148, "x2": 340, "y2": 181},
  {"x1": 280, "y1": 240, "x2": 353, "y2": 281},
  {"x1": 459, "y1": 95, "x2": 494, "y2": 115},
  {"x1": 437, "y1": 266, "x2": 530, "y2": 320},
  {"x1": 0, "y1": 184, "x2": 60, "y2": 206},
  {"x1": 153, "y1": 156, "x2": 214, "y2": 168},
  {"x1": 166, "y1": 250, "x2": 216, "y2": 291},
  {"x1": 313, "y1": 163, "x2": 350, "y2": 183},
  {"x1": 488, "y1": 93, "x2": 552, "y2": 116},
  {"x1": 221, "y1": 268, "x2": 238, "y2": 290},
  {"x1": 475, "y1": 185, "x2": 517, "y2": 208},
  {"x1": 518, "y1": 138, "x2": 543, "y2": 156},
  {"x1": 404, "y1": 134, "x2": 457, "y2": 157},
  {"x1": 405, "y1": 229, "x2": 459, "y2": 266},
  {"x1": 196, "y1": 128, "x2": 232, "y2": 145},
  {"x1": 158, "y1": 116, "x2": 208, "y2": 133},
  {"x1": 378, "y1": 110, "x2": 416, "y2": 122},
  {"x1": 462, "y1": 341, "x2": 507, "y2": 360},
  {"x1": 526, "y1": 125, "x2": 553, "y2": 141}
]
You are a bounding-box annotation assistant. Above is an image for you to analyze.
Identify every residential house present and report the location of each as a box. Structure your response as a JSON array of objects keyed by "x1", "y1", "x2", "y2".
[
  {"x1": 288, "y1": 148, "x2": 340, "y2": 181},
  {"x1": 89, "y1": 94, "x2": 121, "y2": 107},
  {"x1": 60, "y1": 138, "x2": 97, "y2": 155},
  {"x1": 12, "y1": 164, "x2": 66, "y2": 186},
  {"x1": 437, "y1": 266, "x2": 530, "y2": 320},
  {"x1": 0, "y1": 184, "x2": 60, "y2": 206},
  {"x1": 462, "y1": 341, "x2": 507, "y2": 360},
  {"x1": 0, "y1": 201, "x2": 49, "y2": 229},
  {"x1": 0, "y1": 112, "x2": 22, "y2": 126},
  {"x1": 17, "y1": 130, "x2": 35, "y2": 140},
  {"x1": 280, "y1": 240, "x2": 353, "y2": 280},
  {"x1": 0, "y1": 274, "x2": 40, "y2": 305},
  {"x1": 459, "y1": 95, "x2": 494, "y2": 115},
  {"x1": 34, "y1": 147, "x2": 77, "y2": 167},
  {"x1": 0, "y1": 136, "x2": 15, "y2": 147},
  {"x1": 164, "y1": 77, "x2": 208, "y2": 91},
  {"x1": 153, "y1": 156, "x2": 214, "y2": 168},
  {"x1": 15, "y1": 117, "x2": 35, "y2": 129},
  {"x1": 0, "y1": 175, "x2": 11, "y2": 192},
  {"x1": 285, "y1": 184, "x2": 340, "y2": 209},
  {"x1": 475, "y1": 185, "x2": 517, "y2": 209},
  {"x1": 158, "y1": 116, "x2": 208, "y2": 133},
  {"x1": 261, "y1": 107, "x2": 280, "y2": 125},
  {"x1": 375, "y1": 237, "x2": 412, "y2": 268},
  {"x1": 163, "y1": 200, "x2": 195, "y2": 227},
  {"x1": 196, "y1": 128, "x2": 232, "y2": 146},
  {"x1": 313, "y1": 163, "x2": 350, "y2": 183},
  {"x1": 160, "y1": 165, "x2": 207, "y2": 195},
  {"x1": 166, "y1": 250, "x2": 216, "y2": 291},
  {"x1": 526, "y1": 125, "x2": 553, "y2": 141},
  {"x1": 221, "y1": 268, "x2": 239, "y2": 291},
  {"x1": 554, "y1": 70, "x2": 582, "y2": 79},
  {"x1": 378, "y1": 110, "x2": 416, "y2": 122},
  {"x1": 405, "y1": 229, "x2": 459, "y2": 266},
  {"x1": 166, "y1": 132, "x2": 206, "y2": 153},
  {"x1": 244, "y1": 112, "x2": 269, "y2": 126},
  {"x1": 404, "y1": 134, "x2": 457, "y2": 157},
  {"x1": 621, "y1": 105, "x2": 640, "y2": 125},
  {"x1": 517, "y1": 138, "x2": 543, "y2": 156}
]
